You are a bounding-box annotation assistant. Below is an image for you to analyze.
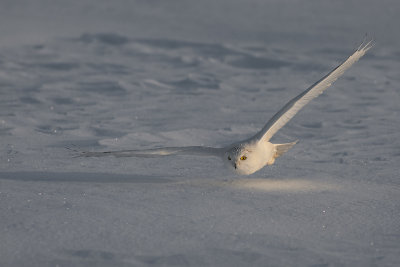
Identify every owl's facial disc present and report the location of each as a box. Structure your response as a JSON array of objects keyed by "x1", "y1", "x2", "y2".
[
  {"x1": 225, "y1": 141, "x2": 271, "y2": 175},
  {"x1": 225, "y1": 146, "x2": 252, "y2": 172}
]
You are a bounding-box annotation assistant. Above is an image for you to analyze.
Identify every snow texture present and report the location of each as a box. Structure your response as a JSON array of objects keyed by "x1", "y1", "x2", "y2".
[{"x1": 1, "y1": 0, "x2": 399, "y2": 266}]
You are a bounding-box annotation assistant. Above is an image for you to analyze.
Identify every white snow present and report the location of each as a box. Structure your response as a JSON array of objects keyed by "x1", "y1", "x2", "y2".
[{"x1": 1, "y1": 0, "x2": 399, "y2": 266}]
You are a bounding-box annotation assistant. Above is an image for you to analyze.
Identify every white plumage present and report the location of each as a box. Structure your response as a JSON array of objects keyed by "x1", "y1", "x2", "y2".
[
  {"x1": 253, "y1": 40, "x2": 373, "y2": 143},
  {"x1": 78, "y1": 40, "x2": 372, "y2": 175}
]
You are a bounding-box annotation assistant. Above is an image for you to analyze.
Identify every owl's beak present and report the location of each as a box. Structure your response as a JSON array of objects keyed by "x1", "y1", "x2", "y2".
[{"x1": 234, "y1": 163, "x2": 237, "y2": 169}]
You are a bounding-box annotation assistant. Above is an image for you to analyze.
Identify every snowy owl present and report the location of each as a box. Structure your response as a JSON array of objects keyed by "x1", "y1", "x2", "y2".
[{"x1": 79, "y1": 41, "x2": 373, "y2": 175}]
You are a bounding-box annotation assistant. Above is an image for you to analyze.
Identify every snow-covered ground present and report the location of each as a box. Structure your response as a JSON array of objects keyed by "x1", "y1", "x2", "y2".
[{"x1": 1, "y1": 0, "x2": 399, "y2": 266}]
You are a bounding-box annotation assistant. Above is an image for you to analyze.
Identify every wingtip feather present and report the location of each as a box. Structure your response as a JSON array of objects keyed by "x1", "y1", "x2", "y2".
[{"x1": 357, "y1": 38, "x2": 374, "y2": 53}]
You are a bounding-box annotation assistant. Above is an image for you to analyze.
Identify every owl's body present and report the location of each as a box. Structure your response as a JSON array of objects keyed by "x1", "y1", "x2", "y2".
[
  {"x1": 78, "y1": 40, "x2": 372, "y2": 175},
  {"x1": 224, "y1": 140, "x2": 297, "y2": 175}
]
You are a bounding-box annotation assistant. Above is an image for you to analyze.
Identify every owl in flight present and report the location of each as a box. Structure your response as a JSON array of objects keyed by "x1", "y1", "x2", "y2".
[{"x1": 79, "y1": 41, "x2": 372, "y2": 175}]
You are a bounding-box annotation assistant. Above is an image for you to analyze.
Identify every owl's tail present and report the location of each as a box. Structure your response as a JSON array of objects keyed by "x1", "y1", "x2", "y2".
[{"x1": 267, "y1": 140, "x2": 298, "y2": 165}]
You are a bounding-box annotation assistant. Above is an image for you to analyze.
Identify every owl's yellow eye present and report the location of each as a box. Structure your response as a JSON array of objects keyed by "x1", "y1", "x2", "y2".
[{"x1": 240, "y1": 156, "x2": 247, "y2": 160}]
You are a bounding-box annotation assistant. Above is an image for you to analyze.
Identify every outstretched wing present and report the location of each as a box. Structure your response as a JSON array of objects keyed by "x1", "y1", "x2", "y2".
[
  {"x1": 76, "y1": 146, "x2": 223, "y2": 158},
  {"x1": 253, "y1": 40, "x2": 373, "y2": 142}
]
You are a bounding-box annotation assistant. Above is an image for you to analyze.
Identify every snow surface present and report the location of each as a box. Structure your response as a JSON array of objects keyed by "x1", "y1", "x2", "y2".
[{"x1": 1, "y1": 0, "x2": 399, "y2": 266}]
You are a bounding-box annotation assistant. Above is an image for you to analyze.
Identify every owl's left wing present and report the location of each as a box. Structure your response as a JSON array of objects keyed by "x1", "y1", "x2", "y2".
[
  {"x1": 75, "y1": 146, "x2": 223, "y2": 158},
  {"x1": 253, "y1": 40, "x2": 373, "y2": 142}
]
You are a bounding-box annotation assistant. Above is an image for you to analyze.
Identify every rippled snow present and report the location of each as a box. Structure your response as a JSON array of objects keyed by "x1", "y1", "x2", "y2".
[{"x1": 1, "y1": 0, "x2": 400, "y2": 266}]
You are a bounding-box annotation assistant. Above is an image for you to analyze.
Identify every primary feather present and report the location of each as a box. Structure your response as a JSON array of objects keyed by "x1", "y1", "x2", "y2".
[{"x1": 79, "y1": 146, "x2": 223, "y2": 158}]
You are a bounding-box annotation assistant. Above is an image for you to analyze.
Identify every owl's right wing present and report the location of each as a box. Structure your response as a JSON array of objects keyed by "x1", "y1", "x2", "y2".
[{"x1": 74, "y1": 146, "x2": 224, "y2": 158}]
